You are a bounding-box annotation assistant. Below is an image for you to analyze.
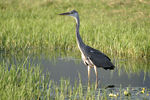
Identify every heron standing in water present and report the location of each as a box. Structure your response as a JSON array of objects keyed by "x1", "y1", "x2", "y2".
[{"x1": 59, "y1": 10, "x2": 115, "y2": 83}]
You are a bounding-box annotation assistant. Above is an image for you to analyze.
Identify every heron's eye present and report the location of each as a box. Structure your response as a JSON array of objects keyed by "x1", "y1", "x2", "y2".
[{"x1": 70, "y1": 12, "x2": 74, "y2": 14}]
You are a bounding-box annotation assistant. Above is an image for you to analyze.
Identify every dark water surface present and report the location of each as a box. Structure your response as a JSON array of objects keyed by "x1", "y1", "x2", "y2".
[
  {"x1": 1, "y1": 49, "x2": 150, "y2": 88},
  {"x1": 40, "y1": 56, "x2": 150, "y2": 88}
]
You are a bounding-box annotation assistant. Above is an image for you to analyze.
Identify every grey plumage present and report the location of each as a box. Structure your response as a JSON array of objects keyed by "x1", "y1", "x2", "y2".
[{"x1": 59, "y1": 10, "x2": 115, "y2": 81}]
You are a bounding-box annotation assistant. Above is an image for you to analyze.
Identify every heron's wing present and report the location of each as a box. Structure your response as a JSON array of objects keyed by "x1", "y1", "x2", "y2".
[
  {"x1": 86, "y1": 46, "x2": 111, "y2": 61},
  {"x1": 83, "y1": 46, "x2": 114, "y2": 69}
]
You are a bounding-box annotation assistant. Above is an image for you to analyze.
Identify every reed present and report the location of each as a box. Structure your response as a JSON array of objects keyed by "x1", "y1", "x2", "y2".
[
  {"x1": 0, "y1": 0, "x2": 150, "y2": 59},
  {"x1": 0, "y1": 53, "x2": 150, "y2": 99},
  {"x1": 0, "y1": 59, "x2": 48, "y2": 99}
]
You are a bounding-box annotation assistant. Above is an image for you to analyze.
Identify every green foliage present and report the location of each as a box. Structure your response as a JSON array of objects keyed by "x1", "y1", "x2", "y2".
[
  {"x1": 0, "y1": 59, "x2": 50, "y2": 99},
  {"x1": 0, "y1": 50, "x2": 150, "y2": 99},
  {"x1": 0, "y1": 0, "x2": 150, "y2": 59},
  {"x1": 0, "y1": 1, "x2": 150, "y2": 99}
]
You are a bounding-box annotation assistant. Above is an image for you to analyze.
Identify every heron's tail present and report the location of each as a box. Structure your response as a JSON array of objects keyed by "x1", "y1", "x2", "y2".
[
  {"x1": 109, "y1": 64, "x2": 115, "y2": 70},
  {"x1": 104, "y1": 64, "x2": 115, "y2": 70}
]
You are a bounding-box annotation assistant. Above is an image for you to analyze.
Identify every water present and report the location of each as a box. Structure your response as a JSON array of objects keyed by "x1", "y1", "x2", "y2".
[
  {"x1": 1, "y1": 49, "x2": 150, "y2": 88},
  {"x1": 40, "y1": 56, "x2": 150, "y2": 88}
]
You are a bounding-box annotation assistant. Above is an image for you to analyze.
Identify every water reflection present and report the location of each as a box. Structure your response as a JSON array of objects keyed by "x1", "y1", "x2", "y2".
[{"x1": 0, "y1": 49, "x2": 150, "y2": 88}]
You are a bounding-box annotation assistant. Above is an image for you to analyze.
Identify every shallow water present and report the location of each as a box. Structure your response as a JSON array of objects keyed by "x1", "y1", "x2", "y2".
[
  {"x1": 1, "y1": 49, "x2": 150, "y2": 88},
  {"x1": 41, "y1": 56, "x2": 150, "y2": 88}
]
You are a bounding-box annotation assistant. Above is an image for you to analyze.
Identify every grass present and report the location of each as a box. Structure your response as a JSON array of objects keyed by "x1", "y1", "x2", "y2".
[
  {"x1": 1, "y1": 48, "x2": 150, "y2": 79},
  {"x1": 0, "y1": 0, "x2": 150, "y2": 59},
  {"x1": 0, "y1": 58, "x2": 150, "y2": 100},
  {"x1": 0, "y1": 58, "x2": 49, "y2": 99},
  {"x1": 0, "y1": 0, "x2": 150, "y2": 99}
]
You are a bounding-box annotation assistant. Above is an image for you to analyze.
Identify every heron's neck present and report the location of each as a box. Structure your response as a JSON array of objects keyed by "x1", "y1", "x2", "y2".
[{"x1": 75, "y1": 16, "x2": 86, "y2": 50}]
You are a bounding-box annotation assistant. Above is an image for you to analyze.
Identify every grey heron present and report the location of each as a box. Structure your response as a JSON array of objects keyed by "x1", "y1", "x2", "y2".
[{"x1": 59, "y1": 10, "x2": 115, "y2": 82}]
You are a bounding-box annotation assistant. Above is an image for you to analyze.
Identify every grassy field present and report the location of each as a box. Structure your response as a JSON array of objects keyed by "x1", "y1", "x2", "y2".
[
  {"x1": 0, "y1": 59, "x2": 150, "y2": 99},
  {"x1": 0, "y1": 0, "x2": 150, "y2": 99},
  {"x1": 1, "y1": 48, "x2": 150, "y2": 77},
  {"x1": 0, "y1": 0, "x2": 150, "y2": 59}
]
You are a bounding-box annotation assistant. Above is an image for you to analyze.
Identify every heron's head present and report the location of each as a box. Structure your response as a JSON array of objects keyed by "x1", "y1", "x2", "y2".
[{"x1": 59, "y1": 10, "x2": 78, "y2": 18}]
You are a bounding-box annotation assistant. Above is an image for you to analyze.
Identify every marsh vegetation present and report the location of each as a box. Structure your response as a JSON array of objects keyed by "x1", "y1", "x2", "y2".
[
  {"x1": 1, "y1": 0, "x2": 150, "y2": 58},
  {"x1": 0, "y1": 0, "x2": 150, "y2": 99}
]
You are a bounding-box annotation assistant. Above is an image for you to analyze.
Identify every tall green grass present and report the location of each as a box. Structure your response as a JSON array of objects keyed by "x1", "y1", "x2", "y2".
[
  {"x1": 0, "y1": 59, "x2": 150, "y2": 99},
  {"x1": 0, "y1": 59, "x2": 49, "y2": 99},
  {"x1": 0, "y1": 59, "x2": 103, "y2": 99},
  {"x1": 0, "y1": 0, "x2": 150, "y2": 59},
  {"x1": 1, "y1": 49, "x2": 150, "y2": 81},
  {"x1": 0, "y1": 57, "x2": 108, "y2": 99}
]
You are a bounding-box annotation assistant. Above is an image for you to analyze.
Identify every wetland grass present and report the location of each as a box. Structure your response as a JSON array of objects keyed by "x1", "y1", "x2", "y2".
[
  {"x1": 0, "y1": 0, "x2": 150, "y2": 59},
  {"x1": 0, "y1": 0, "x2": 150, "y2": 99},
  {"x1": 0, "y1": 60, "x2": 49, "y2": 99},
  {"x1": 1, "y1": 59, "x2": 150, "y2": 99},
  {"x1": 0, "y1": 50, "x2": 150, "y2": 99}
]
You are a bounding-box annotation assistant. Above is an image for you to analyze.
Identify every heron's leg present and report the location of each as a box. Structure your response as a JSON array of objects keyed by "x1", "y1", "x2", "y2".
[
  {"x1": 87, "y1": 66, "x2": 91, "y2": 89},
  {"x1": 95, "y1": 81, "x2": 98, "y2": 90},
  {"x1": 87, "y1": 66, "x2": 91, "y2": 79},
  {"x1": 94, "y1": 66, "x2": 98, "y2": 82},
  {"x1": 88, "y1": 79, "x2": 90, "y2": 90}
]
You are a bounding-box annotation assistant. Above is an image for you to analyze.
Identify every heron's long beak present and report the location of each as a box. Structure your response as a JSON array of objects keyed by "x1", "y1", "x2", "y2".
[{"x1": 59, "y1": 12, "x2": 70, "y2": 15}]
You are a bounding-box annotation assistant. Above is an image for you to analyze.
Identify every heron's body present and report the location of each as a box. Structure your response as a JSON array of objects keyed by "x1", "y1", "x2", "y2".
[
  {"x1": 59, "y1": 10, "x2": 115, "y2": 81},
  {"x1": 80, "y1": 45, "x2": 114, "y2": 70}
]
